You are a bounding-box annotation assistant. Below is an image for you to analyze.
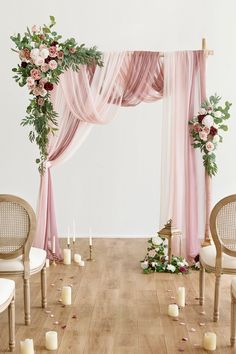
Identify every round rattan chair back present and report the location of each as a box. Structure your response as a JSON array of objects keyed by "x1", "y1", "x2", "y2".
[
  {"x1": 210, "y1": 194, "x2": 236, "y2": 256},
  {"x1": 0, "y1": 195, "x2": 36, "y2": 259}
]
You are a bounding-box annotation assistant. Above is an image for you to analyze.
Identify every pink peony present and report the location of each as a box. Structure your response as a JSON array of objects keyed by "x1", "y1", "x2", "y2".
[
  {"x1": 205, "y1": 141, "x2": 215, "y2": 152},
  {"x1": 30, "y1": 68, "x2": 41, "y2": 80},
  {"x1": 199, "y1": 131, "x2": 208, "y2": 141},
  {"x1": 48, "y1": 60, "x2": 58, "y2": 70},
  {"x1": 49, "y1": 46, "x2": 58, "y2": 58},
  {"x1": 41, "y1": 63, "x2": 49, "y2": 73},
  {"x1": 148, "y1": 249, "x2": 156, "y2": 258}
]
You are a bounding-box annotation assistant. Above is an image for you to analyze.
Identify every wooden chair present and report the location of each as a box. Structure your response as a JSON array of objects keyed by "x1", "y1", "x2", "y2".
[
  {"x1": 0, "y1": 278, "x2": 15, "y2": 351},
  {"x1": 0, "y1": 194, "x2": 47, "y2": 325},
  {"x1": 231, "y1": 278, "x2": 236, "y2": 346},
  {"x1": 199, "y1": 194, "x2": 236, "y2": 322}
]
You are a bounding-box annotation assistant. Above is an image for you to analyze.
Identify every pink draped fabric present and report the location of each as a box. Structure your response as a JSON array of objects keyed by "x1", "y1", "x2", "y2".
[
  {"x1": 34, "y1": 50, "x2": 206, "y2": 261},
  {"x1": 34, "y1": 51, "x2": 164, "y2": 258},
  {"x1": 160, "y1": 51, "x2": 206, "y2": 260}
]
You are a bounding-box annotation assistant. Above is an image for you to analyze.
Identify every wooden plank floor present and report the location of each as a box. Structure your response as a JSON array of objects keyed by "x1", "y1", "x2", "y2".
[{"x1": 0, "y1": 238, "x2": 235, "y2": 353}]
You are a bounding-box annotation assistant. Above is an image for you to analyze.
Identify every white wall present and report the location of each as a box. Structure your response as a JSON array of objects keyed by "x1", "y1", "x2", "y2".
[{"x1": 1, "y1": 0, "x2": 236, "y2": 237}]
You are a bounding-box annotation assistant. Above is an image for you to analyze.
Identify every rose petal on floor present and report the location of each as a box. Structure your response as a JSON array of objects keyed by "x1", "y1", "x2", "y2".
[
  {"x1": 182, "y1": 337, "x2": 188, "y2": 341},
  {"x1": 199, "y1": 322, "x2": 205, "y2": 326},
  {"x1": 190, "y1": 328, "x2": 196, "y2": 332},
  {"x1": 180, "y1": 322, "x2": 186, "y2": 325}
]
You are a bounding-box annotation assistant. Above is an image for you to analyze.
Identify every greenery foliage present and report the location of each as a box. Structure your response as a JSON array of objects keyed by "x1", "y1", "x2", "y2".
[{"x1": 11, "y1": 16, "x2": 103, "y2": 173}]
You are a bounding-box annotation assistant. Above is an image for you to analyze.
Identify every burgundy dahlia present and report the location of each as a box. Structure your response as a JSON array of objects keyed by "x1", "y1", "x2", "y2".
[
  {"x1": 198, "y1": 114, "x2": 206, "y2": 124},
  {"x1": 210, "y1": 126, "x2": 218, "y2": 136},
  {"x1": 44, "y1": 82, "x2": 54, "y2": 91},
  {"x1": 51, "y1": 41, "x2": 58, "y2": 46},
  {"x1": 179, "y1": 266, "x2": 187, "y2": 273}
]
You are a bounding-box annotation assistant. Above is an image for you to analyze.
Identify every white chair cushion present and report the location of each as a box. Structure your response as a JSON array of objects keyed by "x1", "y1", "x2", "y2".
[
  {"x1": 0, "y1": 247, "x2": 46, "y2": 273},
  {"x1": 200, "y1": 245, "x2": 236, "y2": 269},
  {"x1": 232, "y1": 278, "x2": 236, "y2": 298},
  {"x1": 0, "y1": 279, "x2": 15, "y2": 308}
]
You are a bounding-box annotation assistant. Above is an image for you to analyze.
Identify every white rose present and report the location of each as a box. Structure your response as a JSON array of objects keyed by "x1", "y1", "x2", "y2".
[
  {"x1": 199, "y1": 108, "x2": 207, "y2": 115},
  {"x1": 30, "y1": 48, "x2": 40, "y2": 60},
  {"x1": 141, "y1": 261, "x2": 149, "y2": 270},
  {"x1": 213, "y1": 135, "x2": 220, "y2": 143},
  {"x1": 152, "y1": 236, "x2": 163, "y2": 246},
  {"x1": 202, "y1": 115, "x2": 214, "y2": 128},
  {"x1": 194, "y1": 261, "x2": 200, "y2": 269},
  {"x1": 214, "y1": 111, "x2": 222, "y2": 118},
  {"x1": 40, "y1": 48, "x2": 49, "y2": 59},
  {"x1": 177, "y1": 262, "x2": 185, "y2": 267},
  {"x1": 167, "y1": 264, "x2": 176, "y2": 272},
  {"x1": 151, "y1": 262, "x2": 157, "y2": 268},
  {"x1": 34, "y1": 56, "x2": 44, "y2": 66}
]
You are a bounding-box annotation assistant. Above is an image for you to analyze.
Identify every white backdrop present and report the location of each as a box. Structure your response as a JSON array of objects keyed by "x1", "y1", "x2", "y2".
[{"x1": 1, "y1": 0, "x2": 236, "y2": 238}]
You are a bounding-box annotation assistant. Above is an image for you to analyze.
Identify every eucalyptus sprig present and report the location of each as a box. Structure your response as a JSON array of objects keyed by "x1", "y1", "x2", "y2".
[{"x1": 11, "y1": 16, "x2": 103, "y2": 173}]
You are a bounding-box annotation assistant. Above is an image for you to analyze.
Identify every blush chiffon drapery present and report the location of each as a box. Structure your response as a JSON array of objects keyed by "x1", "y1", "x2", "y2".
[{"x1": 33, "y1": 50, "x2": 206, "y2": 261}]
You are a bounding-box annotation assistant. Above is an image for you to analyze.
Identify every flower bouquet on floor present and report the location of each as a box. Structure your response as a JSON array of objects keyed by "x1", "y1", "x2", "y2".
[{"x1": 140, "y1": 235, "x2": 189, "y2": 274}]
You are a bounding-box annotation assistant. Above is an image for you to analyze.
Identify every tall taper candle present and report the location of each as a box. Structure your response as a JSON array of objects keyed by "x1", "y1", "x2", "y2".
[
  {"x1": 73, "y1": 219, "x2": 76, "y2": 243},
  {"x1": 52, "y1": 235, "x2": 55, "y2": 254}
]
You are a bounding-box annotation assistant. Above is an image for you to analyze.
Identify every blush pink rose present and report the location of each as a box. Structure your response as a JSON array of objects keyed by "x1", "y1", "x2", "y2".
[
  {"x1": 193, "y1": 123, "x2": 201, "y2": 132},
  {"x1": 205, "y1": 141, "x2": 215, "y2": 152},
  {"x1": 69, "y1": 47, "x2": 76, "y2": 54},
  {"x1": 37, "y1": 97, "x2": 45, "y2": 106},
  {"x1": 27, "y1": 77, "x2": 35, "y2": 86},
  {"x1": 199, "y1": 131, "x2": 208, "y2": 141},
  {"x1": 48, "y1": 60, "x2": 58, "y2": 70},
  {"x1": 31, "y1": 25, "x2": 40, "y2": 33},
  {"x1": 148, "y1": 249, "x2": 156, "y2": 258},
  {"x1": 33, "y1": 86, "x2": 41, "y2": 96},
  {"x1": 49, "y1": 46, "x2": 58, "y2": 58},
  {"x1": 41, "y1": 63, "x2": 49, "y2": 73},
  {"x1": 30, "y1": 68, "x2": 41, "y2": 80},
  {"x1": 203, "y1": 126, "x2": 210, "y2": 134}
]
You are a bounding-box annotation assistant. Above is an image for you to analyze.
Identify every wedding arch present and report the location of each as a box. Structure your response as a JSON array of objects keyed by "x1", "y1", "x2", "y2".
[{"x1": 11, "y1": 19, "x2": 210, "y2": 261}]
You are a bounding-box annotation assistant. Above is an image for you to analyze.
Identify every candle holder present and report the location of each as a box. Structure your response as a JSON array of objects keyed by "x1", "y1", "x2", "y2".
[
  {"x1": 52, "y1": 251, "x2": 57, "y2": 266},
  {"x1": 87, "y1": 244, "x2": 95, "y2": 261}
]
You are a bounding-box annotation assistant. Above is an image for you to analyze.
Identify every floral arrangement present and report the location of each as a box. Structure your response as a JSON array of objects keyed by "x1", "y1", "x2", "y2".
[
  {"x1": 140, "y1": 235, "x2": 189, "y2": 274},
  {"x1": 11, "y1": 16, "x2": 103, "y2": 173},
  {"x1": 189, "y1": 94, "x2": 231, "y2": 177}
]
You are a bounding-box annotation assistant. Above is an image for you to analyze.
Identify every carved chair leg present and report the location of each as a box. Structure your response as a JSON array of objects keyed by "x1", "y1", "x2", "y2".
[
  {"x1": 41, "y1": 265, "x2": 47, "y2": 308},
  {"x1": 23, "y1": 278, "x2": 31, "y2": 325},
  {"x1": 213, "y1": 273, "x2": 221, "y2": 322},
  {"x1": 231, "y1": 294, "x2": 236, "y2": 346},
  {"x1": 199, "y1": 262, "x2": 205, "y2": 305},
  {"x1": 8, "y1": 296, "x2": 15, "y2": 351}
]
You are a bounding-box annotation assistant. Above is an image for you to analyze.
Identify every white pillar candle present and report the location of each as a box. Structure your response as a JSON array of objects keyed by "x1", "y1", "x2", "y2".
[
  {"x1": 78, "y1": 260, "x2": 85, "y2": 267},
  {"x1": 46, "y1": 258, "x2": 50, "y2": 268},
  {"x1": 168, "y1": 304, "x2": 179, "y2": 317},
  {"x1": 61, "y1": 286, "x2": 72, "y2": 305},
  {"x1": 45, "y1": 331, "x2": 58, "y2": 350},
  {"x1": 177, "y1": 287, "x2": 185, "y2": 307},
  {"x1": 74, "y1": 253, "x2": 82, "y2": 263},
  {"x1": 63, "y1": 248, "x2": 71, "y2": 265},
  {"x1": 20, "y1": 338, "x2": 34, "y2": 354},
  {"x1": 73, "y1": 219, "x2": 76, "y2": 242},
  {"x1": 203, "y1": 332, "x2": 217, "y2": 351}
]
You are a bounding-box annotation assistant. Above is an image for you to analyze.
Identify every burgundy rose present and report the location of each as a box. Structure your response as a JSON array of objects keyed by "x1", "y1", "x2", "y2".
[
  {"x1": 21, "y1": 61, "x2": 28, "y2": 68},
  {"x1": 210, "y1": 126, "x2": 218, "y2": 136},
  {"x1": 198, "y1": 114, "x2": 206, "y2": 124},
  {"x1": 179, "y1": 266, "x2": 187, "y2": 273},
  {"x1": 194, "y1": 254, "x2": 199, "y2": 263},
  {"x1": 44, "y1": 82, "x2": 54, "y2": 91},
  {"x1": 51, "y1": 41, "x2": 58, "y2": 46}
]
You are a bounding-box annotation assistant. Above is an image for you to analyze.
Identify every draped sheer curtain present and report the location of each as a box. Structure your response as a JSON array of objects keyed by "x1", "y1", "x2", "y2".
[
  {"x1": 34, "y1": 51, "x2": 164, "y2": 258},
  {"x1": 160, "y1": 51, "x2": 206, "y2": 259},
  {"x1": 33, "y1": 50, "x2": 206, "y2": 261}
]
